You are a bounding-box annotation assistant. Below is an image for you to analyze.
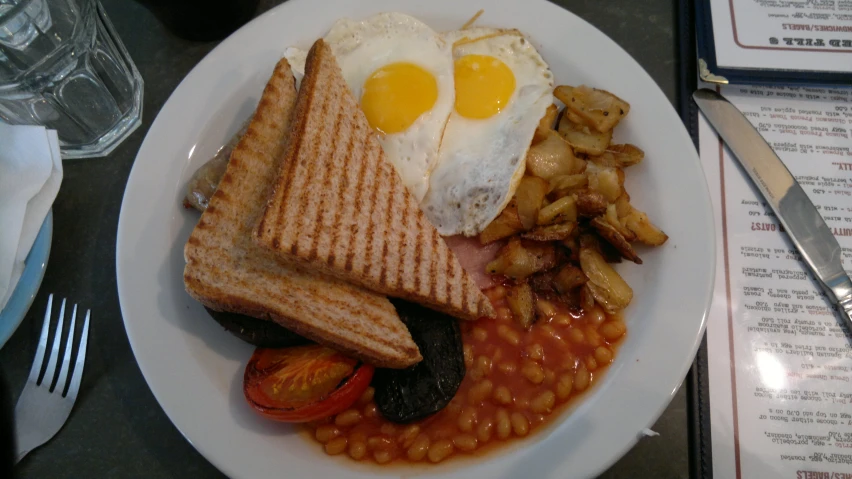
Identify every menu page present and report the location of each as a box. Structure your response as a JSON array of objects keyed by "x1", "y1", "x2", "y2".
[
  {"x1": 700, "y1": 84, "x2": 852, "y2": 479},
  {"x1": 708, "y1": 0, "x2": 852, "y2": 73}
]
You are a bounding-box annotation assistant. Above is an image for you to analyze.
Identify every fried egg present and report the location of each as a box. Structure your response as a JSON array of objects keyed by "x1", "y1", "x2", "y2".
[
  {"x1": 421, "y1": 28, "x2": 554, "y2": 236},
  {"x1": 284, "y1": 13, "x2": 454, "y2": 202}
]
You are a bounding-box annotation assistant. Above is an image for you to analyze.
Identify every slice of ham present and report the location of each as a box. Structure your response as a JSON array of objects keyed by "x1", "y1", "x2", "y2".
[{"x1": 442, "y1": 235, "x2": 504, "y2": 290}]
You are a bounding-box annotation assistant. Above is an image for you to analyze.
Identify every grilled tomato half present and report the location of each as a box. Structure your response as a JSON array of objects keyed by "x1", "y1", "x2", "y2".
[{"x1": 243, "y1": 345, "x2": 374, "y2": 422}]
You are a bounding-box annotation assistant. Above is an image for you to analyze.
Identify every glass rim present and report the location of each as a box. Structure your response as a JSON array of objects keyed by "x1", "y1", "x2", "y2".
[{"x1": 0, "y1": 0, "x2": 95, "y2": 26}]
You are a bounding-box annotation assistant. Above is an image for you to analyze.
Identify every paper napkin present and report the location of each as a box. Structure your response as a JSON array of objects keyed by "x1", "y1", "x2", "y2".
[{"x1": 0, "y1": 124, "x2": 62, "y2": 311}]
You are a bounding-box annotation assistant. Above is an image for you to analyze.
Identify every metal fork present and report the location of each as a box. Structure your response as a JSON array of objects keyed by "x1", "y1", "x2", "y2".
[{"x1": 14, "y1": 294, "x2": 90, "y2": 463}]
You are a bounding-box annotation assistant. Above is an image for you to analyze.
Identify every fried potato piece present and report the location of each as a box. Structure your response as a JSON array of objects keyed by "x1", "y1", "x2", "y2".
[
  {"x1": 575, "y1": 190, "x2": 608, "y2": 217},
  {"x1": 557, "y1": 112, "x2": 613, "y2": 156},
  {"x1": 586, "y1": 163, "x2": 622, "y2": 203},
  {"x1": 553, "y1": 264, "x2": 587, "y2": 293},
  {"x1": 533, "y1": 104, "x2": 559, "y2": 144},
  {"x1": 591, "y1": 217, "x2": 642, "y2": 264},
  {"x1": 580, "y1": 284, "x2": 596, "y2": 311},
  {"x1": 526, "y1": 131, "x2": 583, "y2": 180},
  {"x1": 522, "y1": 221, "x2": 576, "y2": 241},
  {"x1": 515, "y1": 176, "x2": 549, "y2": 230},
  {"x1": 614, "y1": 191, "x2": 632, "y2": 219},
  {"x1": 480, "y1": 198, "x2": 523, "y2": 244},
  {"x1": 605, "y1": 203, "x2": 635, "y2": 241},
  {"x1": 579, "y1": 246, "x2": 633, "y2": 313},
  {"x1": 607, "y1": 144, "x2": 644, "y2": 167},
  {"x1": 624, "y1": 208, "x2": 669, "y2": 246},
  {"x1": 486, "y1": 238, "x2": 558, "y2": 280},
  {"x1": 507, "y1": 283, "x2": 535, "y2": 329},
  {"x1": 538, "y1": 195, "x2": 577, "y2": 225},
  {"x1": 554, "y1": 85, "x2": 630, "y2": 133},
  {"x1": 549, "y1": 174, "x2": 588, "y2": 196}
]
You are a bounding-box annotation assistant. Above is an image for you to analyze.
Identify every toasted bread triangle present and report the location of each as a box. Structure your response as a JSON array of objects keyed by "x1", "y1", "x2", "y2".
[
  {"x1": 253, "y1": 40, "x2": 495, "y2": 321},
  {"x1": 183, "y1": 59, "x2": 421, "y2": 368}
]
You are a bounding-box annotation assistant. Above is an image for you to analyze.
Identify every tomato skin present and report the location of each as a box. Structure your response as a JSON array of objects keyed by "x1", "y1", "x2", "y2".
[{"x1": 243, "y1": 346, "x2": 374, "y2": 423}]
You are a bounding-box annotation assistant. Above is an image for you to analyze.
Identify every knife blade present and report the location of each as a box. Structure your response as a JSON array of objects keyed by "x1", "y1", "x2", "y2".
[{"x1": 693, "y1": 88, "x2": 852, "y2": 336}]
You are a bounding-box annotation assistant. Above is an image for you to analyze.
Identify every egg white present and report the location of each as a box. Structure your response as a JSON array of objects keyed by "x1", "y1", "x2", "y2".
[
  {"x1": 283, "y1": 13, "x2": 454, "y2": 202},
  {"x1": 421, "y1": 28, "x2": 554, "y2": 237}
]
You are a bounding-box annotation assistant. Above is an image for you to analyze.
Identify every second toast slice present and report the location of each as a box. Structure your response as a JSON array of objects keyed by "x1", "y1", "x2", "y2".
[{"x1": 254, "y1": 40, "x2": 495, "y2": 321}]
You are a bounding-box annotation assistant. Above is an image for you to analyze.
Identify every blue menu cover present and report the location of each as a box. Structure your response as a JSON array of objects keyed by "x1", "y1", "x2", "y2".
[{"x1": 696, "y1": 0, "x2": 852, "y2": 87}]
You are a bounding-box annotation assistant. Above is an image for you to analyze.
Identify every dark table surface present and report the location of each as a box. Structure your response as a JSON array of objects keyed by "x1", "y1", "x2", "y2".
[{"x1": 1, "y1": 0, "x2": 689, "y2": 477}]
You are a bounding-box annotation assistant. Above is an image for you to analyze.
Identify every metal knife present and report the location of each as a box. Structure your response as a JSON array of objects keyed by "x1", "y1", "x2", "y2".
[{"x1": 694, "y1": 88, "x2": 852, "y2": 336}]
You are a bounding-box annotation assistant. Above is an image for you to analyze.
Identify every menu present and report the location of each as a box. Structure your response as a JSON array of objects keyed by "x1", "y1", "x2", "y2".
[
  {"x1": 699, "y1": 84, "x2": 852, "y2": 478},
  {"x1": 708, "y1": 0, "x2": 852, "y2": 73}
]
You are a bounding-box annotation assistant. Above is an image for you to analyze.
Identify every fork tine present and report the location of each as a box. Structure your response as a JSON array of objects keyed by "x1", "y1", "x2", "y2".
[
  {"x1": 41, "y1": 298, "x2": 65, "y2": 388},
  {"x1": 56, "y1": 304, "x2": 77, "y2": 394},
  {"x1": 27, "y1": 294, "x2": 54, "y2": 382},
  {"x1": 66, "y1": 309, "x2": 89, "y2": 398}
]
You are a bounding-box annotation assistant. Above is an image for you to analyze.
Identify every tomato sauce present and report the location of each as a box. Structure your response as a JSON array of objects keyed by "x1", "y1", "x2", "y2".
[{"x1": 306, "y1": 285, "x2": 627, "y2": 464}]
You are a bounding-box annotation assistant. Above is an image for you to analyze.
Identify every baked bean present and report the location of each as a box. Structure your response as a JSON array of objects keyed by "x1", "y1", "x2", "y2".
[
  {"x1": 493, "y1": 385, "x2": 513, "y2": 405},
  {"x1": 584, "y1": 326, "x2": 603, "y2": 348},
  {"x1": 359, "y1": 386, "x2": 375, "y2": 405},
  {"x1": 552, "y1": 313, "x2": 572, "y2": 326},
  {"x1": 539, "y1": 324, "x2": 560, "y2": 340},
  {"x1": 595, "y1": 346, "x2": 613, "y2": 365},
  {"x1": 367, "y1": 436, "x2": 393, "y2": 451},
  {"x1": 530, "y1": 390, "x2": 556, "y2": 414},
  {"x1": 335, "y1": 409, "x2": 362, "y2": 427},
  {"x1": 476, "y1": 355, "x2": 493, "y2": 376},
  {"x1": 599, "y1": 320, "x2": 626, "y2": 341},
  {"x1": 568, "y1": 327, "x2": 585, "y2": 344},
  {"x1": 585, "y1": 356, "x2": 598, "y2": 372},
  {"x1": 472, "y1": 327, "x2": 488, "y2": 342},
  {"x1": 364, "y1": 403, "x2": 378, "y2": 418},
  {"x1": 510, "y1": 413, "x2": 530, "y2": 436},
  {"x1": 379, "y1": 423, "x2": 398, "y2": 436},
  {"x1": 399, "y1": 425, "x2": 421, "y2": 448},
  {"x1": 469, "y1": 379, "x2": 493, "y2": 405},
  {"x1": 453, "y1": 434, "x2": 478, "y2": 452},
  {"x1": 535, "y1": 298, "x2": 557, "y2": 318},
  {"x1": 498, "y1": 362, "x2": 517, "y2": 374},
  {"x1": 556, "y1": 373, "x2": 574, "y2": 399},
  {"x1": 374, "y1": 450, "x2": 393, "y2": 464},
  {"x1": 493, "y1": 348, "x2": 504, "y2": 363},
  {"x1": 521, "y1": 360, "x2": 545, "y2": 384},
  {"x1": 315, "y1": 425, "x2": 341, "y2": 444},
  {"x1": 458, "y1": 407, "x2": 478, "y2": 432},
  {"x1": 574, "y1": 364, "x2": 591, "y2": 392},
  {"x1": 407, "y1": 435, "x2": 430, "y2": 461},
  {"x1": 588, "y1": 306, "x2": 606, "y2": 326},
  {"x1": 526, "y1": 343, "x2": 544, "y2": 361},
  {"x1": 325, "y1": 437, "x2": 348, "y2": 455},
  {"x1": 463, "y1": 344, "x2": 474, "y2": 368},
  {"x1": 544, "y1": 368, "x2": 556, "y2": 385},
  {"x1": 488, "y1": 285, "x2": 507, "y2": 301},
  {"x1": 428, "y1": 439, "x2": 454, "y2": 463},
  {"x1": 469, "y1": 368, "x2": 484, "y2": 382},
  {"x1": 477, "y1": 418, "x2": 494, "y2": 442},
  {"x1": 497, "y1": 307, "x2": 513, "y2": 322},
  {"x1": 496, "y1": 409, "x2": 511, "y2": 439},
  {"x1": 497, "y1": 324, "x2": 521, "y2": 346},
  {"x1": 348, "y1": 441, "x2": 367, "y2": 460}
]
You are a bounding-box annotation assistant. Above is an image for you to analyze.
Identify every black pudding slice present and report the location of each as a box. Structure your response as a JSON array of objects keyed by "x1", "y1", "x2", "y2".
[
  {"x1": 373, "y1": 299, "x2": 466, "y2": 423},
  {"x1": 205, "y1": 308, "x2": 310, "y2": 348}
]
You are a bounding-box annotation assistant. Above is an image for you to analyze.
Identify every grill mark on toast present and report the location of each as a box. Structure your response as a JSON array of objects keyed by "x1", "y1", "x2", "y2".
[
  {"x1": 327, "y1": 112, "x2": 358, "y2": 267},
  {"x1": 395, "y1": 189, "x2": 412, "y2": 291},
  {"x1": 304, "y1": 90, "x2": 336, "y2": 261},
  {"x1": 343, "y1": 121, "x2": 369, "y2": 273},
  {"x1": 359, "y1": 139, "x2": 382, "y2": 278},
  {"x1": 375, "y1": 161, "x2": 396, "y2": 288}
]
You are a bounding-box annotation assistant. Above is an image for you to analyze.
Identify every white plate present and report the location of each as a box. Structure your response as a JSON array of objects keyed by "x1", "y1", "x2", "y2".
[{"x1": 116, "y1": 1, "x2": 715, "y2": 478}]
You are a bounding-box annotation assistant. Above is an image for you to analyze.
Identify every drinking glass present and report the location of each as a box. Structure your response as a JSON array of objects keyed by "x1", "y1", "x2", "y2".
[{"x1": 0, "y1": 0, "x2": 143, "y2": 159}]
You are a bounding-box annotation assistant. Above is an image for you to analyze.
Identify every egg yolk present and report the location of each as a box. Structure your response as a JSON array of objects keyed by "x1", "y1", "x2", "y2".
[
  {"x1": 453, "y1": 54, "x2": 515, "y2": 119},
  {"x1": 361, "y1": 62, "x2": 438, "y2": 134}
]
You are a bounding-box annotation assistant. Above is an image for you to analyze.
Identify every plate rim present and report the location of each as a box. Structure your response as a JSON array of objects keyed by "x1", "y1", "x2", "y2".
[
  {"x1": 0, "y1": 209, "x2": 53, "y2": 349},
  {"x1": 116, "y1": 1, "x2": 716, "y2": 477}
]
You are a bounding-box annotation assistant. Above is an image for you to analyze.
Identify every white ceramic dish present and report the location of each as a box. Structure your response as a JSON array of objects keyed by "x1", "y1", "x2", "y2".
[{"x1": 116, "y1": 1, "x2": 715, "y2": 477}]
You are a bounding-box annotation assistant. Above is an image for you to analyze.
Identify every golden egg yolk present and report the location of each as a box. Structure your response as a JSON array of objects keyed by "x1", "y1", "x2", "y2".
[
  {"x1": 360, "y1": 62, "x2": 438, "y2": 134},
  {"x1": 453, "y1": 54, "x2": 516, "y2": 119}
]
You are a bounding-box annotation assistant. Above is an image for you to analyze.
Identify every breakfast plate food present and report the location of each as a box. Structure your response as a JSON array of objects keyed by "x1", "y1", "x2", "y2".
[{"x1": 115, "y1": 0, "x2": 715, "y2": 478}]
